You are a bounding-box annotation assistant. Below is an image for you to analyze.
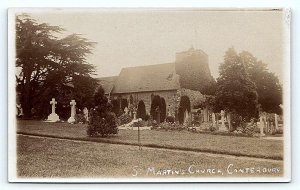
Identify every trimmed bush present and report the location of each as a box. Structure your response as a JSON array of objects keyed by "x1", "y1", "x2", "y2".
[
  {"x1": 178, "y1": 95, "x2": 191, "y2": 124},
  {"x1": 87, "y1": 86, "x2": 118, "y2": 137},
  {"x1": 137, "y1": 100, "x2": 146, "y2": 120},
  {"x1": 160, "y1": 97, "x2": 166, "y2": 122}
]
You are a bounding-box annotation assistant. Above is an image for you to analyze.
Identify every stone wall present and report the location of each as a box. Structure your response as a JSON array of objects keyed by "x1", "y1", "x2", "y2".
[{"x1": 110, "y1": 90, "x2": 178, "y2": 116}]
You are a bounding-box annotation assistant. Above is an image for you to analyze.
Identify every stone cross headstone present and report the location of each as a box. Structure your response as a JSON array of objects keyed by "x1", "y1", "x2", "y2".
[
  {"x1": 68, "y1": 100, "x2": 76, "y2": 123},
  {"x1": 47, "y1": 98, "x2": 60, "y2": 122},
  {"x1": 259, "y1": 115, "x2": 265, "y2": 137},
  {"x1": 83, "y1": 107, "x2": 89, "y2": 122},
  {"x1": 124, "y1": 107, "x2": 129, "y2": 115},
  {"x1": 219, "y1": 110, "x2": 227, "y2": 132}
]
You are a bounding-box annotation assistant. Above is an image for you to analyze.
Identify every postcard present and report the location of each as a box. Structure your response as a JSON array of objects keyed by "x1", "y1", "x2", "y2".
[{"x1": 8, "y1": 8, "x2": 291, "y2": 182}]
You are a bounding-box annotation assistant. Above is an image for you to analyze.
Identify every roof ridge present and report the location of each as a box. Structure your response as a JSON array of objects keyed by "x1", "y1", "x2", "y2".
[{"x1": 121, "y1": 62, "x2": 174, "y2": 70}]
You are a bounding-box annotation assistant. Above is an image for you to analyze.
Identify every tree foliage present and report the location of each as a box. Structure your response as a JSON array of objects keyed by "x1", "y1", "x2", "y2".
[
  {"x1": 16, "y1": 15, "x2": 97, "y2": 118},
  {"x1": 215, "y1": 48, "x2": 258, "y2": 120},
  {"x1": 87, "y1": 86, "x2": 118, "y2": 137},
  {"x1": 239, "y1": 51, "x2": 282, "y2": 114}
]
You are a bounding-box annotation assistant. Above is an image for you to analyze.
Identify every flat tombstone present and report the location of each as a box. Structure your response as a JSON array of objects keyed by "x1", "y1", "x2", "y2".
[
  {"x1": 47, "y1": 98, "x2": 60, "y2": 122},
  {"x1": 68, "y1": 100, "x2": 76, "y2": 123}
]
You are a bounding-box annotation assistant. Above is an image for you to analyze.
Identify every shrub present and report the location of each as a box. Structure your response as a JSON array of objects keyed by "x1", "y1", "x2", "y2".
[
  {"x1": 166, "y1": 116, "x2": 175, "y2": 123},
  {"x1": 243, "y1": 119, "x2": 257, "y2": 136},
  {"x1": 230, "y1": 113, "x2": 247, "y2": 130},
  {"x1": 276, "y1": 127, "x2": 283, "y2": 134},
  {"x1": 87, "y1": 86, "x2": 118, "y2": 137},
  {"x1": 144, "y1": 114, "x2": 150, "y2": 121},
  {"x1": 151, "y1": 119, "x2": 158, "y2": 129},
  {"x1": 158, "y1": 122, "x2": 185, "y2": 131},
  {"x1": 75, "y1": 113, "x2": 86, "y2": 124},
  {"x1": 209, "y1": 125, "x2": 217, "y2": 132},
  {"x1": 118, "y1": 113, "x2": 132, "y2": 125}
]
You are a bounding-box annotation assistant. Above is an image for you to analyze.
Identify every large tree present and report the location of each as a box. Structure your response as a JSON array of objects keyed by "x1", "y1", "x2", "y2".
[
  {"x1": 215, "y1": 48, "x2": 258, "y2": 120},
  {"x1": 16, "y1": 15, "x2": 97, "y2": 118},
  {"x1": 239, "y1": 51, "x2": 282, "y2": 114}
]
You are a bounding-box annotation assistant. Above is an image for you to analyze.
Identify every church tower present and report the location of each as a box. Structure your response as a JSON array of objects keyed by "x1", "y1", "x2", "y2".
[{"x1": 175, "y1": 47, "x2": 215, "y2": 94}]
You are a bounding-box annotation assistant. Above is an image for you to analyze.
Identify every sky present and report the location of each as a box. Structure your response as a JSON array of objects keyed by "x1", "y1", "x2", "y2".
[{"x1": 23, "y1": 9, "x2": 287, "y2": 81}]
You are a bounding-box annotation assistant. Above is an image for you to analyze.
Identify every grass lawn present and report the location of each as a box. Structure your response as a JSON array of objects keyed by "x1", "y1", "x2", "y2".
[
  {"x1": 17, "y1": 120, "x2": 283, "y2": 160},
  {"x1": 17, "y1": 135, "x2": 283, "y2": 178}
]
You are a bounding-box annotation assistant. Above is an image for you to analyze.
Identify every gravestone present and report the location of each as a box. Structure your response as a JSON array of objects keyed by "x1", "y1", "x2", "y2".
[
  {"x1": 124, "y1": 107, "x2": 129, "y2": 115},
  {"x1": 83, "y1": 107, "x2": 89, "y2": 122},
  {"x1": 167, "y1": 105, "x2": 172, "y2": 116},
  {"x1": 219, "y1": 110, "x2": 227, "y2": 132},
  {"x1": 184, "y1": 109, "x2": 189, "y2": 123},
  {"x1": 133, "y1": 107, "x2": 137, "y2": 120},
  {"x1": 259, "y1": 115, "x2": 265, "y2": 137},
  {"x1": 47, "y1": 98, "x2": 60, "y2": 122},
  {"x1": 212, "y1": 113, "x2": 216, "y2": 127},
  {"x1": 68, "y1": 100, "x2": 76, "y2": 123},
  {"x1": 274, "y1": 113, "x2": 278, "y2": 131}
]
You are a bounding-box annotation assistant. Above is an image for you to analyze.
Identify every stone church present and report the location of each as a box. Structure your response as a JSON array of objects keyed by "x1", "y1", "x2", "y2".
[{"x1": 98, "y1": 47, "x2": 215, "y2": 121}]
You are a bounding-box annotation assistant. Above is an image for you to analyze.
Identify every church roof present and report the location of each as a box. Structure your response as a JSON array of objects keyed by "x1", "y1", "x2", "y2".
[
  {"x1": 97, "y1": 76, "x2": 117, "y2": 94},
  {"x1": 110, "y1": 63, "x2": 180, "y2": 94}
]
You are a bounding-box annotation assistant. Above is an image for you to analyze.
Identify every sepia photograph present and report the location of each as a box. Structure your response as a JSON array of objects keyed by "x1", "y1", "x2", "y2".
[{"x1": 8, "y1": 8, "x2": 291, "y2": 182}]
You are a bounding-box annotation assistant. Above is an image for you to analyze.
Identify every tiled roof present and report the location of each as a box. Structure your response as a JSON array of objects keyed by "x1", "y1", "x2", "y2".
[
  {"x1": 111, "y1": 63, "x2": 180, "y2": 94},
  {"x1": 97, "y1": 76, "x2": 117, "y2": 94}
]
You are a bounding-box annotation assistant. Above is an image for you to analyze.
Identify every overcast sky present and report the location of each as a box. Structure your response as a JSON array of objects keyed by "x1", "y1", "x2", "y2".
[{"x1": 26, "y1": 9, "x2": 287, "y2": 81}]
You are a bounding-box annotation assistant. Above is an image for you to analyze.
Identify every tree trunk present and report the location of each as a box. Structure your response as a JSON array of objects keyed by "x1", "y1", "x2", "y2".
[
  {"x1": 22, "y1": 66, "x2": 32, "y2": 118},
  {"x1": 227, "y1": 112, "x2": 232, "y2": 131}
]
